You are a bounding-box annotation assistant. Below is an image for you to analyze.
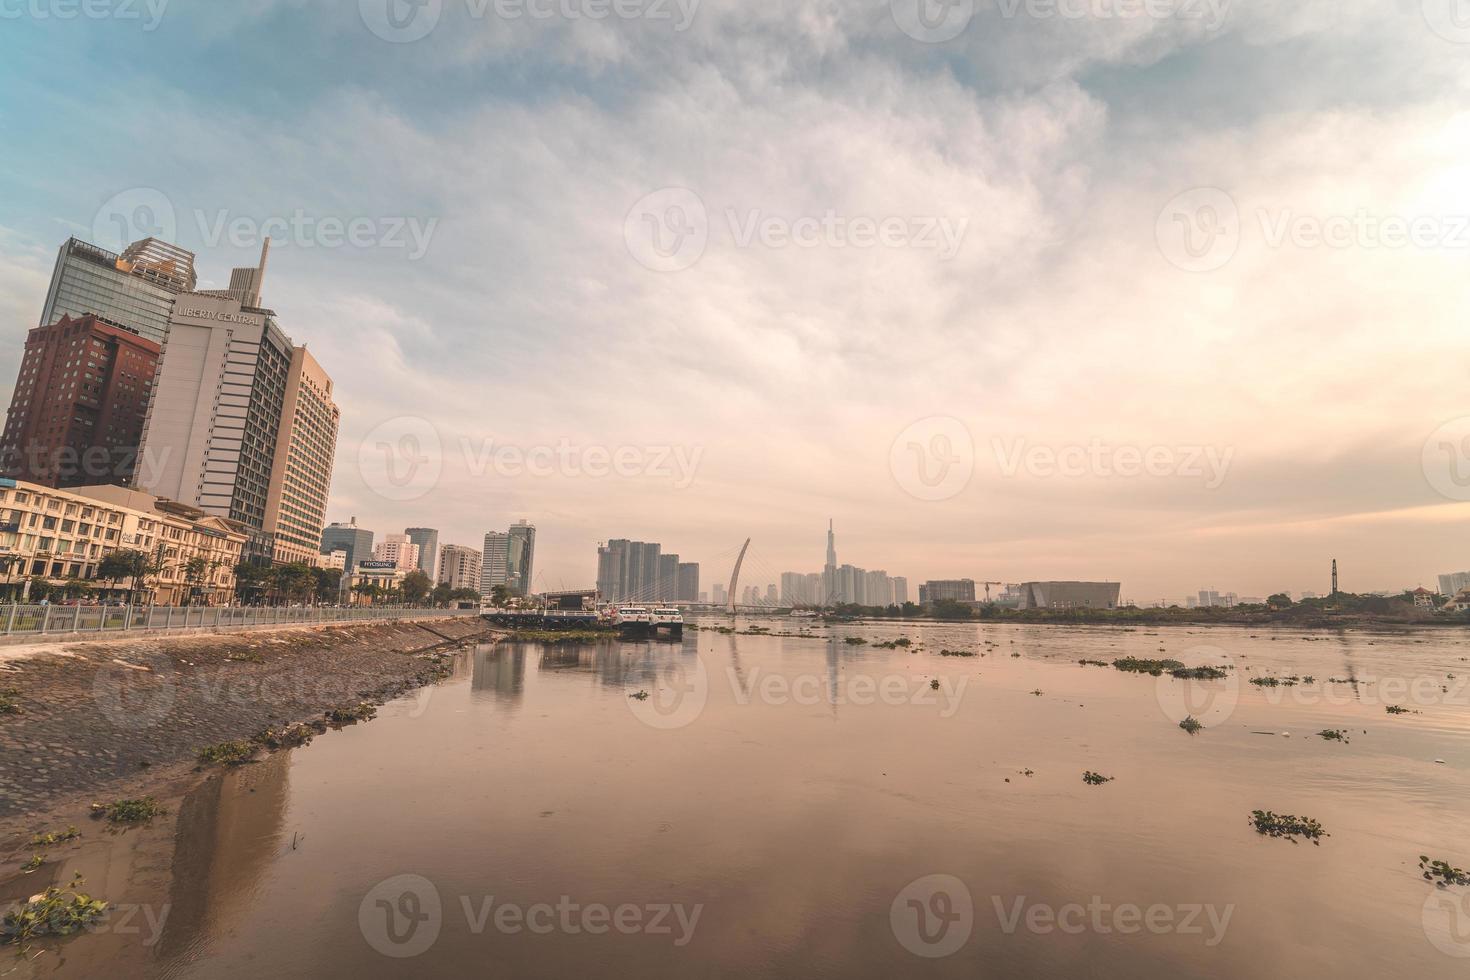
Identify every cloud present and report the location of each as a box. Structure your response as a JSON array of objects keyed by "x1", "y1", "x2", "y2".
[{"x1": 0, "y1": 3, "x2": 1465, "y2": 598}]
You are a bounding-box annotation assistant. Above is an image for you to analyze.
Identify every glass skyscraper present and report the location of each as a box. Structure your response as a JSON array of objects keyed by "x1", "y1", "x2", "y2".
[
  {"x1": 39, "y1": 238, "x2": 196, "y2": 345},
  {"x1": 507, "y1": 520, "x2": 536, "y2": 596}
]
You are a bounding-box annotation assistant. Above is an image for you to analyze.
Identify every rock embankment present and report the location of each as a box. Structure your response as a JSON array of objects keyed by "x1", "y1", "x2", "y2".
[{"x1": 0, "y1": 617, "x2": 493, "y2": 829}]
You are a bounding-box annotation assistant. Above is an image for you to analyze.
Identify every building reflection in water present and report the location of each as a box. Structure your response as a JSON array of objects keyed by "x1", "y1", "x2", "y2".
[
  {"x1": 471, "y1": 646, "x2": 527, "y2": 704},
  {"x1": 156, "y1": 751, "x2": 292, "y2": 968}
]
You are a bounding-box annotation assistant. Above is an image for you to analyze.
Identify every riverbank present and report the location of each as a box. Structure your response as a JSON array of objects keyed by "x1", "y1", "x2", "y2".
[{"x1": 0, "y1": 617, "x2": 496, "y2": 842}]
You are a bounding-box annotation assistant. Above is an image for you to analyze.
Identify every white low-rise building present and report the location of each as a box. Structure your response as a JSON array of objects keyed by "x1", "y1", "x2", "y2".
[{"x1": 0, "y1": 478, "x2": 247, "y2": 605}]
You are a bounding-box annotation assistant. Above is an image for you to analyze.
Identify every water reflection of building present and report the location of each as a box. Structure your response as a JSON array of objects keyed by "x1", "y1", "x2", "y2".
[
  {"x1": 472, "y1": 647, "x2": 527, "y2": 703},
  {"x1": 159, "y1": 752, "x2": 291, "y2": 964},
  {"x1": 538, "y1": 642, "x2": 644, "y2": 690}
]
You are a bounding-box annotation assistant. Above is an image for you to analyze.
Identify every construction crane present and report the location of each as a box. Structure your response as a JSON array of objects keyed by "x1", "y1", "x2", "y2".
[{"x1": 979, "y1": 581, "x2": 1005, "y2": 603}]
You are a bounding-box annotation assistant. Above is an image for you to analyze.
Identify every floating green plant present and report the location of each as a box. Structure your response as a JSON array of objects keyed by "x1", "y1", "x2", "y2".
[
  {"x1": 930, "y1": 679, "x2": 941, "y2": 690},
  {"x1": 90, "y1": 797, "x2": 163, "y2": 824},
  {"x1": 1078, "y1": 659, "x2": 1110, "y2": 668},
  {"x1": 197, "y1": 740, "x2": 257, "y2": 766},
  {"x1": 940, "y1": 649, "x2": 976, "y2": 657},
  {"x1": 1179, "y1": 716, "x2": 1204, "y2": 735},
  {"x1": 1112, "y1": 658, "x2": 1184, "y2": 676},
  {"x1": 0, "y1": 874, "x2": 108, "y2": 950},
  {"x1": 254, "y1": 721, "x2": 326, "y2": 750},
  {"x1": 1172, "y1": 666, "x2": 1229, "y2": 680},
  {"x1": 1250, "y1": 810, "x2": 1328, "y2": 844},
  {"x1": 20, "y1": 854, "x2": 43, "y2": 873},
  {"x1": 29, "y1": 827, "x2": 80, "y2": 848},
  {"x1": 630, "y1": 690, "x2": 650, "y2": 701},
  {"x1": 1385, "y1": 705, "x2": 1414, "y2": 715},
  {"x1": 844, "y1": 637, "x2": 867, "y2": 645},
  {"x1": 1318, "y1": 729, "x2": 1350, "y2": 742},
  {"x1": 1082, "y1": 771, "x2": 1113, "y2": 785},
  {"x1": 326, "y1": 703, "x2": 378, "y2": 726},
  {"x1": 1419, "y1": 856, "x2": 1470, "y2": 887}
]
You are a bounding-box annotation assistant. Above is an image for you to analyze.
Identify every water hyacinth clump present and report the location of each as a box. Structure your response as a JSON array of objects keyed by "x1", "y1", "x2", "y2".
[
  {"x1": 1179, "y1": 716, "x2": 1204, "y2": 735},
  {"x1": 0, "y1": 874, "x2": 108, "y2": 949},
  {"x1": 197, "y1": 740, "x2": 257, "y2": 767},
  {"x1": 1171, "y1": 666, "x2": 1230, "y2": 680},
  {"x1": 254, "y1": 720, "x2": 327, "y2": 750},
  {"x1": 29, "y1": 827, "x2": 80, "y2": 848},
  {"x1": 90, "y1": 797, "x2": 164, "y2": 824},
  {"x1": 326, "y1": 703, "x2": 378, "y2": 727},
  {"x1": 1419, "y1": 856, "x2": 1470, "y2": 887},
  {"x1": 1083, "y1": 771, "x2": 1114, "y2": 785},
  {"x1": 1112, "y1": 658, "x2": 1184, "y2": 676},
  {"x1": 1250, "y1": 810, "x2": 1328, "y2": 845}
]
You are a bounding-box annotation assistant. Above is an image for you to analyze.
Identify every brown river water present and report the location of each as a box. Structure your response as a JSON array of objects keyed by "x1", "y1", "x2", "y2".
[{"x1": 8, "y1": 619, "x2": 1470, "y2": 978}]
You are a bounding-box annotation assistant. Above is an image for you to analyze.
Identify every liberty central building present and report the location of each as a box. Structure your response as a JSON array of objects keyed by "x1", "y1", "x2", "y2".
[{"x1": 137, "y1": 247, "x2": 338, "y2": 564}]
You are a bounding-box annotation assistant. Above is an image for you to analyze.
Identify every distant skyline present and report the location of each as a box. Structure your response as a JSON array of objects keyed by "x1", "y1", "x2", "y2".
[{"x1": 3, "y1": 5, "x2": 1468, "y2": 597}]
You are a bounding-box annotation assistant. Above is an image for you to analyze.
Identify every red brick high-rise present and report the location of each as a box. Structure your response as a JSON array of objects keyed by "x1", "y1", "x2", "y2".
[{"x1": 0, "y1": 314, "x2": 161, "y2": 488}]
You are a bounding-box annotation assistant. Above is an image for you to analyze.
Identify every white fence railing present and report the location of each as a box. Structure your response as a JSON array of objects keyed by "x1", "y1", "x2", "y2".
[{"x1": 0, "y1": 604, "x2": 479, "y2": 637}]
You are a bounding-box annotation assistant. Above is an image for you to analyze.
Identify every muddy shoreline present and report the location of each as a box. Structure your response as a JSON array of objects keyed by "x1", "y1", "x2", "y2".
[{"x1": 0, "y1": 617, "x2": 497, "y2": 848}]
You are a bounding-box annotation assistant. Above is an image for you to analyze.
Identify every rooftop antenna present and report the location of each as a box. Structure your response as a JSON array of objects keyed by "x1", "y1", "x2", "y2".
[{"x1": 248, "y1": 237, "x2": 271, "y2": 307}]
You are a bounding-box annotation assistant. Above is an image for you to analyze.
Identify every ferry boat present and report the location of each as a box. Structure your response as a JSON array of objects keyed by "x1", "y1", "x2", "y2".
[{"x1": 617, "y1": 605, "x2": 683, "y2": 639}]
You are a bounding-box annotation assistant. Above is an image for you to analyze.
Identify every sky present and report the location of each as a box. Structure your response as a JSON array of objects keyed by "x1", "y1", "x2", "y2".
[{"x1": 1, "y1": 0, "x2": 1469, "y2": 602}]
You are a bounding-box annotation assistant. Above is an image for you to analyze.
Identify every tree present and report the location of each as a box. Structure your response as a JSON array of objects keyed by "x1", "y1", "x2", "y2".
[
  {"x1": 402, "y1": 570, "x2": 432, "y2": 605},
  {"x1": 27, "y1": 576, "x2": 54, "y2": 603},
  {"x1": 312, "y1": 567, "x2": 343, "y2": 604},
  {"x1": 181, "y1": 556, "x2": 211, "y2": 605},
  {"x1": 431, "y1": 583, "x2": 454, "y2": 607},
  {"x1": 96, "y1": 549, "x2": 152, "y2": 603},
  {"x1": 97, "y1": 550, "x2": 142, "y2": 594},
  {"x1": 930, "y1": 598, "x2": 974, "y2": 620},
  {"x1": 234, "y1": 561, "x2": 272, "y2": 605},
  {"x1": 1267, "y1": 593, "x2": 1293, "y2": 609},
  {"x1": 489, "y1": 584, "x2": 512, "y2": 608},
  {"x1": 271, "y1": 563, "x2": 315, "y2": 605}
]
